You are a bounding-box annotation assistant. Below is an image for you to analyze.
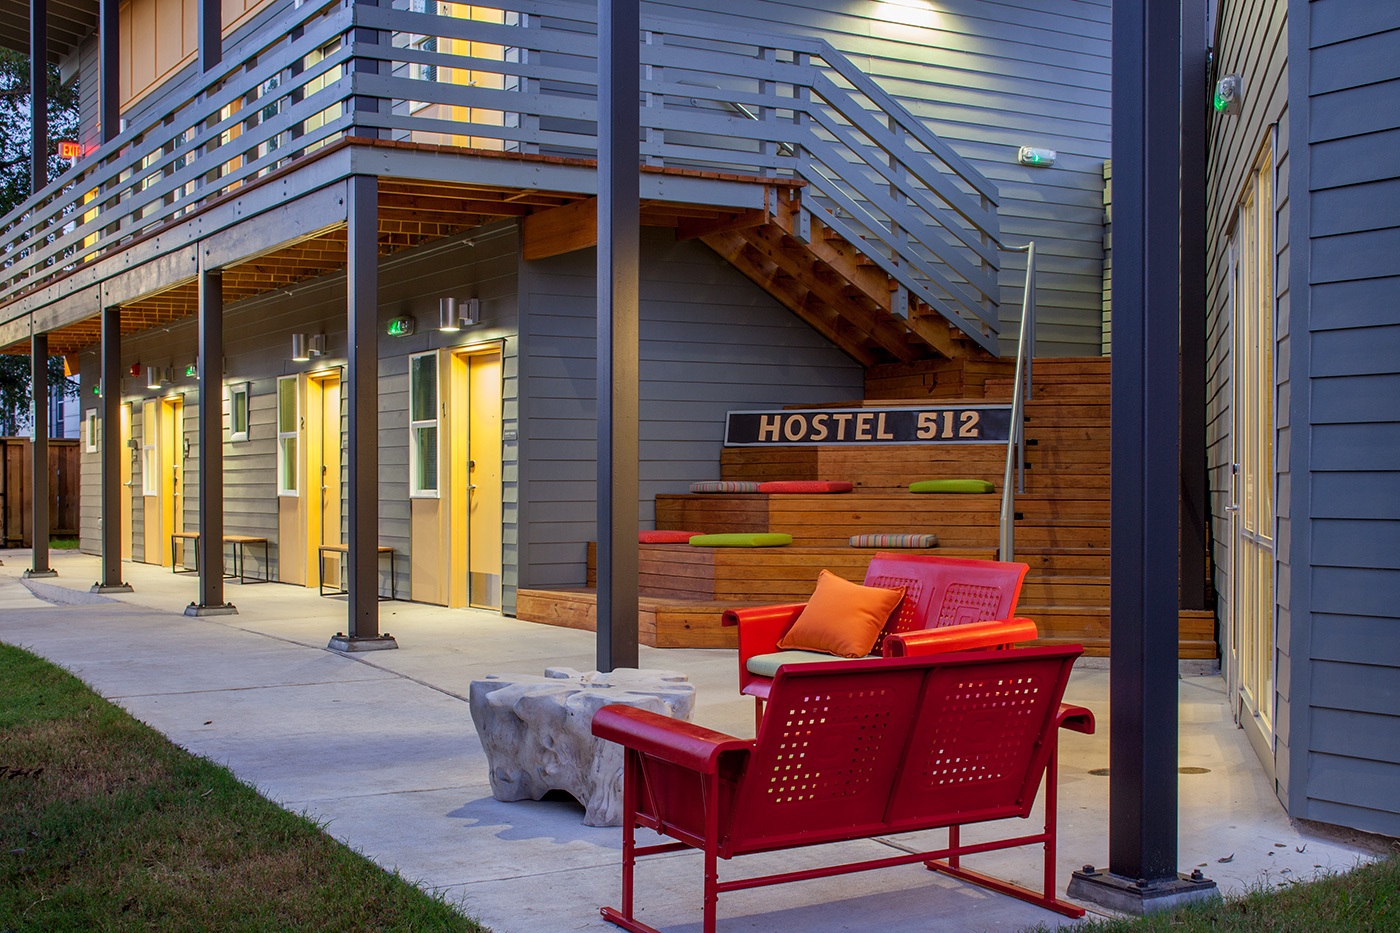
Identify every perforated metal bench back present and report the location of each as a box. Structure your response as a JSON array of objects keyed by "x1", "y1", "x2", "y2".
[
  {"x1": 727, "y1": 648, "x2": 1076, "y2": 854},
  {"x1": 864, "y1": 552, "x2": 1028, "y2": 639}
]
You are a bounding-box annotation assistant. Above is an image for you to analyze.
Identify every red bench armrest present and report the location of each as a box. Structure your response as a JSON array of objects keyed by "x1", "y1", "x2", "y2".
[
  {"x1": 592, "y1": 705, "x2": 752, "y2": 774},
  {"x1": 723, "y1": 603, "x2": 807, "y2": 665},
  {"x1": 1056, "y1": 702, "x2": 1095, "y2": 735},
  {"x1": 881, "y1": 617, "x2": 1039, "y2": 657}
]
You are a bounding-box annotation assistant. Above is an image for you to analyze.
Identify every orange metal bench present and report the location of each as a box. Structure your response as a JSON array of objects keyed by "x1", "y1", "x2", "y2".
[{"x1": 593, "y1": 645, "x2": 1094, "y2": 932}]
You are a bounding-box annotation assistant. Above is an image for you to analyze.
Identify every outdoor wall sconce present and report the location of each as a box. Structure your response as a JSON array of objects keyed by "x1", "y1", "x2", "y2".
[
  {"x1": 146, "y1": 366, "x2": 162, "y2": 390},
  {"x1": 291, "y1": 333, "x2": 326, "y2": 362},
  {"x1": 439, "y1": 297, "x2": 481, "y2": 332},
  {"x1": 1017, "y1": 146, "x2": 1056, "y2": 168},
  {"x1": 1214, "y1": 74, "x2": 1243, "y2": 115}
]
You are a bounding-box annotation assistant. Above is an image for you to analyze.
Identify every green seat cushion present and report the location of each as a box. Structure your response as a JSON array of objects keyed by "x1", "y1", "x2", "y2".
[
  {"x1": 688, "y1": 533, "x2": 793, "y2": 548},
  {"x1": 908, "y1": 479, "x2": 995, "y2": 494},
  {"x1": 746, "y1": 649, "x2": 876, "y2": 678}
]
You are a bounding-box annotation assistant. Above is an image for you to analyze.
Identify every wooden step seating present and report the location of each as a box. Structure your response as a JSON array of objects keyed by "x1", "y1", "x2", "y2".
[
  {"x1": 654, "y1": 491, "x2": 1108, "y2": 549},
  {"x1": 514, "y1": 356, "x2": 1217, "y2": 659}
]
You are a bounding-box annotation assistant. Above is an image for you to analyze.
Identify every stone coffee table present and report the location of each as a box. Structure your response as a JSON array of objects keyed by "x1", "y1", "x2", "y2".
[{"x1": 468, "y1": 667, "x2": 695, "y2": 826}]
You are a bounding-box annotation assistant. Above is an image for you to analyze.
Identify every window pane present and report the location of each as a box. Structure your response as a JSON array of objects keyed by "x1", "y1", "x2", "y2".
[
  {"x1": 415, "y1": 425, "x2": 438, "y2": 491},
  {"x1": 411, "y1": 355, "x2": 437, "y2": 422},
  {"x1": 280, "y1": 436, "x2": 298, "y2": 491},
  {"x1": 232, "y1": 389, "x2": 249, "y2": 435},
  {"x1": 278, "y1": 379, "x2": 297, "y2": 433}
]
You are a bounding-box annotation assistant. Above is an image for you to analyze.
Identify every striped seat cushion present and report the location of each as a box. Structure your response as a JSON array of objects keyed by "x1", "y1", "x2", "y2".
[
  {"x1": 689, "y1": 481, "x2": 762, "y2": 493},
  {"x1": 848, "y1": 533, "x2": 938, "y2": 548}
]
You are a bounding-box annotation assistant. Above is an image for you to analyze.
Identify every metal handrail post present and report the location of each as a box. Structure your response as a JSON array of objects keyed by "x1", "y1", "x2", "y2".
[{"x1": 999, "y1": 241, "x2": 1036, "y2": 562}]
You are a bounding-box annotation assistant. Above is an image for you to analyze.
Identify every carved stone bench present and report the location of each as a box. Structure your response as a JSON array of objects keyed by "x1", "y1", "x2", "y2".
[{"x1": 468, "y1": 667, "x2": 694, "y2": 826}]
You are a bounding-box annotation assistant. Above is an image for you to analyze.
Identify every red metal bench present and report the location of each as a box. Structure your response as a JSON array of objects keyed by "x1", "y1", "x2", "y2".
[
  {"x1": 592, "y1": 645, "x2": 1094, "y2": 932},
  {"x1": 723, "y1": 553, "x2": 1034, "y2": 723}
]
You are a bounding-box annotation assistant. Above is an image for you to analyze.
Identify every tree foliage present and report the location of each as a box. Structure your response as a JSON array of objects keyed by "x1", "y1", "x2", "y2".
[{"x1": 0, "y1": 48, "x2": 81, "y2": 436}]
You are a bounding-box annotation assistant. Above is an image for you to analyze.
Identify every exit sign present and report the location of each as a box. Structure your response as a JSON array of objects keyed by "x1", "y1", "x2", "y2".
[{"x1": 58, "y1": 141, "x2": 82, "y2": 160}]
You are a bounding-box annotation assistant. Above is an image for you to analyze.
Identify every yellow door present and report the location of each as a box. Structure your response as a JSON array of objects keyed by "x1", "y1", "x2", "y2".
[
  {"x1": 120, "y1": 403, "x2": 132, "y2": 560},
  {"x1": 163, "y1": 396, "x2": 183, "y2": 557},
  {"x1": 467, "y1": 351, "x2": 502, "y2": 609},
  {"x1": 308, "y1": 372, "x2": 342, "y2": 587},
  {"x1": 141, "y1": 400, "x2": 162, "y2": 563}
]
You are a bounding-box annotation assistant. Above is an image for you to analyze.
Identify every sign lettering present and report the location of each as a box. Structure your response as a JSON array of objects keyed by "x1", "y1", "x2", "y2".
[{"x1": 725, "y1": 405, "x2": 1012, "y2": 446}]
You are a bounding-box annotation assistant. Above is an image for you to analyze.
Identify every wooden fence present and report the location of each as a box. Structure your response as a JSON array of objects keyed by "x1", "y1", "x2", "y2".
[{"x1": 0, "y1": 438, "x2": 80, "y2": 547}]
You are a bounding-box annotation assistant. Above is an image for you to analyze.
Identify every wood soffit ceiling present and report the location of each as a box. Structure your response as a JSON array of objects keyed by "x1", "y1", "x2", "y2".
[{"x1": 12, "y1": 178, "x2": 760, "y2": 357}]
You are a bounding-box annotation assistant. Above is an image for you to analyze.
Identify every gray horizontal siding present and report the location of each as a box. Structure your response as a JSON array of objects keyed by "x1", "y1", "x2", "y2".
[
  {"x1": 1291, "y1": 0, "x2": 1400, "y2": 835},
  {"x1": 516, "y1": 225, "x2": 864, "y2": 589},
  {"x1": 635, "y1": 0, "x2": 1110, "y2": 356},
  {"x1": 76, "y1": 222, "x2": 520, "y2": 611}
]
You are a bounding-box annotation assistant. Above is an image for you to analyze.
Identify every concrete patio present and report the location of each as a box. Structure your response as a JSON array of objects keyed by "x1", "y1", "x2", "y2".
[{"x1": 0, "y1": 550, "x2": 1381, "y2": 932}]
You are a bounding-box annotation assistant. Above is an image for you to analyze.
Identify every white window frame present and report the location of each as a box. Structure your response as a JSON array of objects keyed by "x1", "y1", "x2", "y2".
[
  {"x1": 277, "y1": 375, "x2": 300, "y2": 497},
  {"x1": 141, "y1": 400, "x2": 158, "y2": 496},
  {"x1": 409, "y1": 350, "x2": 441, "y2": 497},
  {"x1": 84, "y1": 408, "x2": 98, "y2": 452},
  {"x1": 229, "y1": 382, "x2": 251, "y2": 443}
]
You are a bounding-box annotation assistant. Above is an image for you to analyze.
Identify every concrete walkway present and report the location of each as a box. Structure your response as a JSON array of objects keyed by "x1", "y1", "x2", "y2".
[{"x1": 0, "y1": 551, "x2": 1379, "y2": 933}]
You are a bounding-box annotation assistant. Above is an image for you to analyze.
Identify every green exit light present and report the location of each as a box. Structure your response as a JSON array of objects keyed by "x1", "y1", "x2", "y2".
[
  {"x1": 186, "y1": 363, "x2": 198, "y2": 377},
  {"x1": 387, "y1": 315, "x2": 416, "y2": 337}
]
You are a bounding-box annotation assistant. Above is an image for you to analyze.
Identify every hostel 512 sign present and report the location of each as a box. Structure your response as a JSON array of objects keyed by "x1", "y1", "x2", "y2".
[{"x1": 725, "y1": 405, "x2": 1013, "y2": 447}]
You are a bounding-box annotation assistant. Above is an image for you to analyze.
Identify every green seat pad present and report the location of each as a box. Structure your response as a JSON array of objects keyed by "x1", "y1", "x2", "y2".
[
  {"x1": 908, "y1": 479, "x2": 995, "y2": 494},
  {"x1": 688, "y1": 532, "x2": 793, "y2": 548},
  {"x1": 746, "y1": 649, "x2": 875, "y2": 678}
]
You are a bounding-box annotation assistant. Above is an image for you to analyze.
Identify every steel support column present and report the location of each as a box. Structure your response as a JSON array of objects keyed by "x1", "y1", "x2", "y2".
[
  {"x1": 330, "y1": 175, "x2": 396, "y2": 652},
  {"x1": 93, "y1": 303, "x2": 131, "y2": 593},
  {"x1": 1068, "y1": 0, "x2": 1216, "y2": 913},
  {"x1": 199, "y1": 0, "x2": 222, "y2": 72},
  {"x1": 25, "y1": 331, "x2": 57, "y2": 578},
  {"x1": 1178, "y1": 0, "x2": 1210, "y2": 611},
  {"x1": 100, "y1": 0, "x2": 119, "y2": 143},
  {"x1": 29, "y1": 0, "x2": 46, "y2": 194},
  {"x1": 187, "y1": 266, "x2": 236, "y2": 615},
  {"x1": 595, "y1": 0, "x2": 640, "y2": 672}
]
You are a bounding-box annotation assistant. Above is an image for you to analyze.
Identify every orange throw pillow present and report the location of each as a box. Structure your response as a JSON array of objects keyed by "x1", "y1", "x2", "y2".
[{"x1": 776, "y1": 570, "x2": 906, "y2": 658}]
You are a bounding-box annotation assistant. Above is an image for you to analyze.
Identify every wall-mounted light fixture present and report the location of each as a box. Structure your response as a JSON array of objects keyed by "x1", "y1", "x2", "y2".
[
  {"x1": 439, "y1": 297, "x2": 481, "y2": 332},
  {"x1": 291, "y1": 333, "x2": 327, "y2": 362},
  {"x1": 1017, "y1": 146, "x2": 1057, "y2": 168},
  {"x1": 146, "y1": 366, "x2": 162, "y2": 390},
  {"x1": 1213, "y1": 74, "x2": 1243, "y2": 115}
]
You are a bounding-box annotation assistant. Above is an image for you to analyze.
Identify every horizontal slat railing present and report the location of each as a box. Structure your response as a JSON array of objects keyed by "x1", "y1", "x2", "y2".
[{"x1": 0, "y1": 0, "x2": 1000, "y2": 350}]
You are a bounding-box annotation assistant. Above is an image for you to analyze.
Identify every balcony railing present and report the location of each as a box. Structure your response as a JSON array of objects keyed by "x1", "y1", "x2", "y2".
[{"x1": 1, "y1": 0, "x2": 1000, "y2": 350}]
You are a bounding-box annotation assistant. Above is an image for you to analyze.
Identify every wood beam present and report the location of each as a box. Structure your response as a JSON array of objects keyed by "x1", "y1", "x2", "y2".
[
  {"x1": 702, "y1": 229, "x2": 878, "y2": 367},
  {"x1": 523, "y1": 196, "x2": 598, "y2": 260},
  {"x1": 676, "y1": 208, "x2": 767, "y2": 242}
]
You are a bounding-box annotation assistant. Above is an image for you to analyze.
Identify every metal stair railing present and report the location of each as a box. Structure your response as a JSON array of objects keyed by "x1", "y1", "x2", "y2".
[
  {"x1": 0, "y1": 0, "x2": 1003, "y2": 356},
  {"x1": 999, "y1": 241, "x2": 1036, "y2": 563}
]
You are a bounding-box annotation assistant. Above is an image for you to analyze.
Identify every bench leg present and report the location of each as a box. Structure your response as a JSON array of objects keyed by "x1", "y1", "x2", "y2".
[{"x1": 925, "y1": 738, "x2": 1084, "y2": 918}]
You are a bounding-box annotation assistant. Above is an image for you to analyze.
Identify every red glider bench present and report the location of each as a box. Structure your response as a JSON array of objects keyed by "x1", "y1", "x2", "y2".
[
  {"x1": 724, "y1": 553, "x2": 1036, "y2": 725},
  {"x1": 592, "y1": 645, "x2": 1095, "y2": 932}
]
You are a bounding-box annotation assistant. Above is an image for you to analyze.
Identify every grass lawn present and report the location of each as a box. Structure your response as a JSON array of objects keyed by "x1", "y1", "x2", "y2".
[
  {"x1": 1030, "y1": 854, "x2": 1399, "y2": 933},
  {"x1": 0, "y1": 643, "x2": 487, "y2": 932},
  {"x1": 48, "y1": 536, "x2": 80, "y2": 550}
]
